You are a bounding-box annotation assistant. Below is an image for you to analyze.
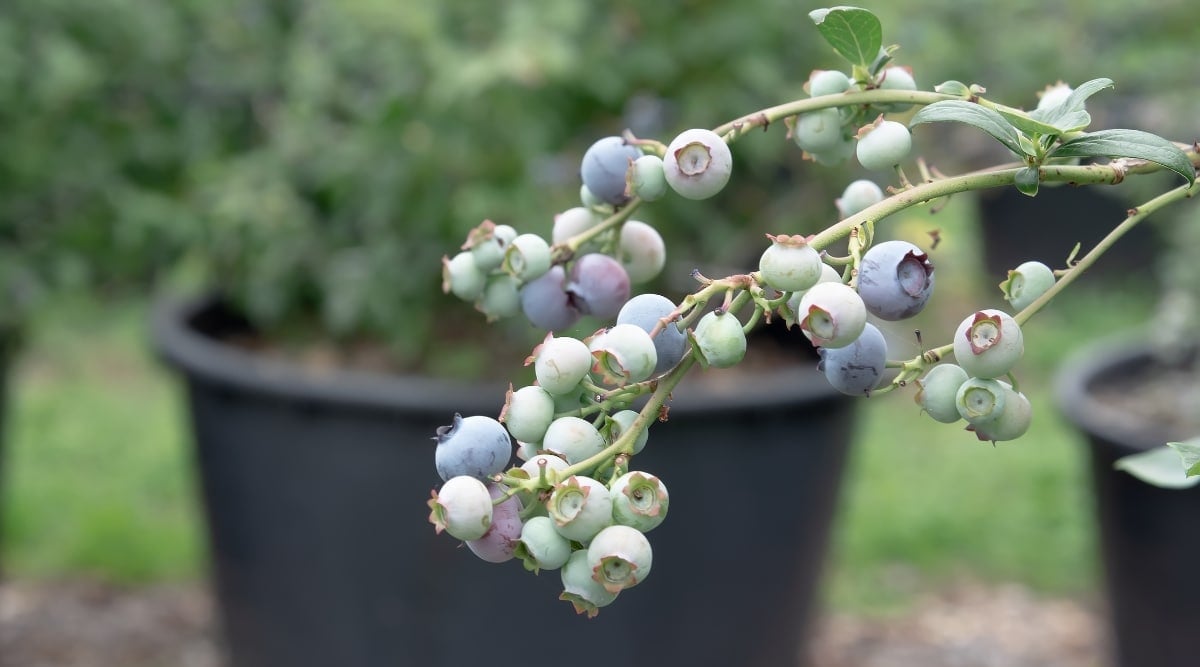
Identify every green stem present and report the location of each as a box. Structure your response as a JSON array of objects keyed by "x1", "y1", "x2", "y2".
[
  {"x1": 714, "y1": 89, "x2": 958, "y2": 140},
  {"x1": 553, "y1": 199, "x2": 643, "y2": 263}
]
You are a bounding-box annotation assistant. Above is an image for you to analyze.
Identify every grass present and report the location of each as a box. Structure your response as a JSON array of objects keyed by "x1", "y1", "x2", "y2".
[{"x1": 0, "y1": 278, "x2": 1155, "y2": 610}]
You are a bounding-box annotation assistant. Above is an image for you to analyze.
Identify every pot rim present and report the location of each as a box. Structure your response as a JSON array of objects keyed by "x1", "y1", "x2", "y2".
[
  {"x1": 1054, "y1": 334, "x2": 1191, "y2": 453},
  {"x1": 151, "y1": 293, "x2": 846, "y2": 417}
]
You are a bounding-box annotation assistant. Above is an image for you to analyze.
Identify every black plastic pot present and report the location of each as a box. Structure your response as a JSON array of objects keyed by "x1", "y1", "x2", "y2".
[
  {"x1": 152, "y1": 295, "x2": 857, "y2": 667},
  {"x1": 1055, "y1": 339, "x2": 1200, "y2": 667}
]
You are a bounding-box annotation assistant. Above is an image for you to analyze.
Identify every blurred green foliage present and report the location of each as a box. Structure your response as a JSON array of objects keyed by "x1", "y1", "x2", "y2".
[{"x1": 1, "y1": 0, "x2": 1195, "y2": 367}]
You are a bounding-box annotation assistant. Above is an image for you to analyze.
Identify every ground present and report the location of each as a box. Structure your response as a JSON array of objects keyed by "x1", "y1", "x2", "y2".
[{"x1": 0, "y1": 578, "x2": 1107, "y2": 667}]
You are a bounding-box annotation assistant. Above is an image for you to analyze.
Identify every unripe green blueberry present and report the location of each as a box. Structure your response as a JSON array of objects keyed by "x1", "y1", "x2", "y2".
[
  {"x1": 548, "y1": 475, "x2": 613, "y2": 542},
  {"x1": 1000, "y1": 261, "x2": 1056, "y2": 311},
  {"x1": 793, "y1": 108, "x2": 846, "y2": 155},
  {"x1": 618, "y1": 220, "x2": 666, "y2": 285},
  {"x1": 532, "y1": 334, "x2": 593, "y2": 396},
  {"x1": 520, "y1": 452, "x2": 569, "y2": 482},
  {"x1": 543, "y1": 415, "x2": 606, "y2": 465},
  {"x1": 836, "y1": 179, "x2": 885, "y2": 218},
  {"x1": 758, "y1": 234, "x2": 824, "y2": 292},
  {"x1": 877, "y1": 66, "x2": 917, "y2": 112},
  {"x1": 552, "y1": 207, "x2": 603, "y2": 245},
  {"x1": 970, "y1": 387, "x2": 1033, "y2": 442},
  {"x1": 692, "y1": 310, "x2": 747, "y2": 368},
  {"x1": 476, "y1": 274, "x2": 521, "y2": 321},
  {"x1": 515, "y1": 515, "x2": 573, "y2": 572},
  {"x1": 516, "y1": 453, "x2": 570, "y2": 510},
  {"x1": 663, "y1": 128, "x2": 733, "y2": 200},
  {"x1": 589, "y1": 323, "x2": 659, "y2": 386},
  {"x1": 560, "y1": 549, "x2": 618, "y2": 618},
  {"x1": 610, "y1": 471, "x2": 669, "y2": 533},
  {"x1": 504, "y1": 233, "x2": 552, "y2": 282},
  {"x1": 915, "y1": 363, "x2": 969, "y2": 423},
  {"x1": 587, "y1": 524, "x2": 653, "y2": 594},
  {"x1": 427, "y1": 475, "x2": 493, "y2": 541},
  {"x1": 501, "y1": 385, "x2": 556, "y2": 443},
  {"x1": 463, "y1": 220, "x2": 512, "y2": 272},
  {"x1": 807, "y1": 69, "x2": 852, "y2": 97},
  {"x1": 955, "y1": 377, "x2": 1009, "y2": 426},
  {"x1": 580, "y1": 184, "x2": 610, "y2": 213},
  {"x1": 797, "y1": 282, "x2": 867, "y2": 349},
  {"x1": 442, "y1": 252, "x2": 487, "y2": 301},
  {"x1": 856, "y1": 119, "x2": 912, "y2": 170},
  {"x1": 808, "y1": 135, "x2": 855, "y2": 166},
  {"x1": 608, "y1": 409, "x2": 649, "y2": 455},
  {"x1": 515, "y1": 440, "x2": 540, "y2": 462},
  {"x1": 953, "y1": 309, "x2": 1024, "y2": 379},
  {"x1": 627, "y1": 154, "x2": 668, "y2": 201}
]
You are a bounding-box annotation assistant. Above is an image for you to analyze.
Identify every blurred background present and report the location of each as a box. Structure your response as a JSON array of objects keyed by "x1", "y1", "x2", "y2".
[{"x1": 0, "y1": 0, "x2": 1197, "y2": 665}]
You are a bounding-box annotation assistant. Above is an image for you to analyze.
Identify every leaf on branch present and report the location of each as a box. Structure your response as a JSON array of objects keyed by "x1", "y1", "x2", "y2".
[
  {"x1": 1029, "y1": 78, "x2": 1114, "y2": 132},
  {"x1": 1049, "y1": 129, "x2": 1196, "y2": 185},
  {"x1": 1114, "y1": 445, "x2": 1200, "y2": 489},
  {"x1": 809, "y1": 7, "x2": 882, "y2": 67},
  {"x1": 992, "y1": 108, "x2": 1062, "y2": 138},
  {"x1": 1167, "y1": 439, "x2": 1200, "y2": 477},
  {"x1": 1014, "y1": 166, "x2": 1040, "y2": 197},
  {"x1": 909, "y1": 101, "x2": 1023, "y2": 156}
]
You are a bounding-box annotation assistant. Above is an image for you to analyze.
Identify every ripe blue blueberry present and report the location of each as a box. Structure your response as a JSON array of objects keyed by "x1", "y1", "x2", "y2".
[
  {"x1": 819, "y1": 322, "x2": 888, "y2": 395},
  {"x1": 520, "y1": 266, "x2": 582, "y2": 332},
  {"x1": 580, "y1": 136, "x2": 642, "y2": 206},
  {"x1": 797, "y1": 281, "x2": 867, "y2": 349},
  {"x1": 567, "y1": 253, "x2": 631, "y2": 320},
  {"x1": 434, "y1": 413, "x2": 512, "y2": 482},
  {"x1": 616, "y1": 293, "x2": 687, "y2": 376},
  {"x1": 856, "y1": 118, "x2": 912, "y2": 170},
  {"x1": 952, "y1": 309, "x2": 1024, "y2": 379},
  {"x1": 857, "y1": 240, "x2": 935, "y2": 320},
  {"x1": 586, "y1": 524, "x2": 653, "y2": 594},
  {"x1": 663, "y1": 128, "x2": 733, "y2": 200}
]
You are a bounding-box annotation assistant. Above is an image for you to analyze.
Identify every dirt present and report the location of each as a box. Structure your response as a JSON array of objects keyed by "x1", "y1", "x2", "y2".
[{"x1": 0, "y1": 578, "x2": 1109, "y2": 667}]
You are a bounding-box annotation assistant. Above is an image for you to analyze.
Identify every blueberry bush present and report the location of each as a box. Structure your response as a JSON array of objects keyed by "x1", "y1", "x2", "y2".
[{"x1": 427, "y1": 7, "x2": 1200, "y2": 616}]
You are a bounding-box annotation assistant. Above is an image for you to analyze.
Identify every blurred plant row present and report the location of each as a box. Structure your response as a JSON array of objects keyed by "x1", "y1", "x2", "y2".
[{"x1": 2, "y1": 0, "x2": 1196, "y2": 367}]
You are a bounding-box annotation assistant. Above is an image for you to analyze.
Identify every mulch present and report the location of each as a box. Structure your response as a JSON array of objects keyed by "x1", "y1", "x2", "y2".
[{"x1": 0, "y1": 578, "x2": 1109, "y2": 667}]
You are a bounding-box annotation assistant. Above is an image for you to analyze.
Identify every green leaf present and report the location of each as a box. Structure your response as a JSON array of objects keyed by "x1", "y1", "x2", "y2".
[
  {"x1": 1167, "y1": 439, "x2": 1200, "y2": 477},
  {"x1": 1049, "y1": 129, "x2": 1196, "y2": 185},
  {"x1": 1115, "y1": 446, "x2": 1200, "y2": 489},
  {"x1": 1030, "y1": 78, "x2": 1114, "y2": 132},
  {"x1": 992, "y1": 108, "x2": 1062, "y2": 137},
  {"x1": 809, "y1": 7, "x2": 882, "y2": 67},
  {"x1": 909, "y1": 101, "x2": 1023, "y2": 156},
  {"x1": 1014, "y1": 166, "x2": 1039, "y2": 197}
]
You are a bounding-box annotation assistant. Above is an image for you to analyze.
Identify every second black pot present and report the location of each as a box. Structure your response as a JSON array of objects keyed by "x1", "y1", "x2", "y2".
[{"x1": 152, "y1": 295, "x2": 857, "y2": 667}]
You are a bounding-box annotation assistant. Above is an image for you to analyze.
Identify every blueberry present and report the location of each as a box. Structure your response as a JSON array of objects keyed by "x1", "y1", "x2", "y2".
[
  {"x1": 552, "y1": 206, "x2": 603, "y2": 245},
  {"x1": 819, "y1": 322, "x2": 888, "y2": 395},
  {"x1": 581, "y1": 136, "x2": 642, "y2": 206},
  {"x1": 618, "y1": 220, "x2": 666, "y2": 285},
  {"x1": 616, "y1": 293, "x2": 687, "y2": 376},
  {"x1": 548, "y1": 475, "x2": 613, "y2": 542},
  {"x1": 503, "y1": 233, "x2": 552, "y2": 283},
  {"x1": 954, "y1": 376, "x2": 1009, "y2": 425},
  {"x1": 793, "y1": 108, "x2": 846, "y2": 155},
  {"x1": 1000, "y1": 260, "x2": 1056, "y2": 311},
  {"x1": 610, "y1": 471, "x2": 668, "y2": 533},
  {"x1": 588, "y1": 323, "x2": 658, "y2": 386},
  {"x1": 476, "y1": 274, "x2": 521, "y2": 321},
  {"x1": 514, "y1": 515, "x2": 573, "y2": 573},
  {"x1": 465, "y1": 483, "x2": 524, "y2": 563},
  {"x1": 969, "y1": 386, "x2": 1032, "y2": 442},
  {"x1": 542, "y1": 416, "x2": 606, "y2": 465},
  {"x1": 915, "y1": 363, "x2": 969, "y2": 423},
  {"x1": 1036, "y1": 81, "x2": 1073, "y2": 111},
  {"x1": 856, "y1": 118, "x2": 912, "y2": 170},
  {"x1": 692, "y1": 310, "x2": 747, "y2": 368},
  {"x1": 807, "y1": 69, "x2": 852, "y2": 97},
  {"x1": 520, "y1": 266, "x2": 582, "y2": 331},
  {"x1": 876, "y1": 66, "x2": 917, "y2": 112},
  {"x1": 857, "y1": 240, "x2": 935, "y2": 320},
  {"x1": 627, "y1": 154, "x2": 668, "y2": 202},
  {"x1": 434, "y1": 413, "x2": 512, "y2": 482},
  {"x1": 567, "y1": 253, "x2": 631, "y2": 320},
  {"x1": 586, "y1": 524, "x2": 653, "y2": 594},
  {"x1": 501, "y1": 385, "x2": 556, "y2": 443},
  {"x1": 608, "y1": 409, "x2": 650, "y2": 455},
  {"x1": 663, "y1": 128, "x2": 733, "y2": 200},
  {"x1": 796, "y1": 281, "x2": 867, "y2": 349},
  {"x1": 758, "y1": 234, "x2": 824, "y2": 292},
  {"x1": 836, "y1": 179, "x2": 885, "y2": 218},
  {"x1": 560, "y1": 549, "x2": 618, "y2": 618},
  {"x1": 532, "y1": 334, "x2": 593, "y2": 396},
  {"x1": 441, "y1": 252, "x2": 487, "y2": 301},
  {"x1": 952, "y1": 309, "x2": 1024, "y2": 379},
  {"x1": 427, "y1": 475, "x2": 493, "y2": 541}
]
